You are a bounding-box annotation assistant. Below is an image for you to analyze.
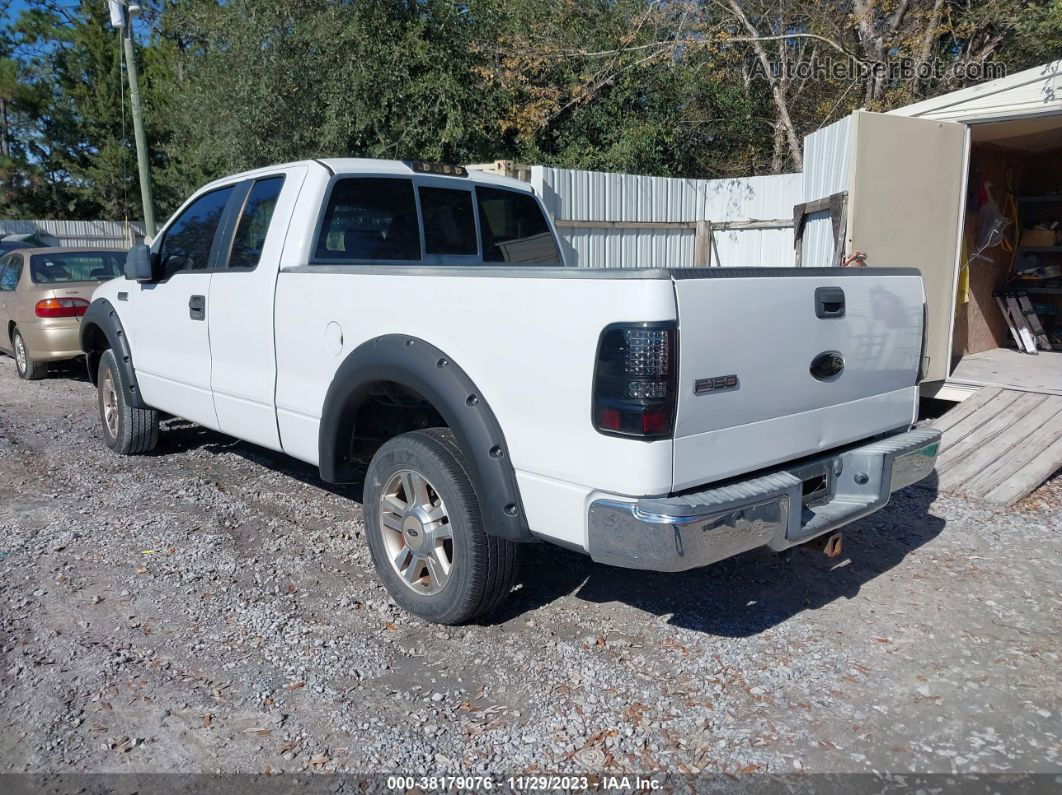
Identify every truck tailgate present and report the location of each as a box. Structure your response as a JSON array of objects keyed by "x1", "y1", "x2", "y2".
[{"x1": 671, "y1": 268, "x2": 924, "y2": 491}]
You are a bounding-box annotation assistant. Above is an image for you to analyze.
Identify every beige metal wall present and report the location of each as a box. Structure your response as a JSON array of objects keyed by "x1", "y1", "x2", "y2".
[{"x1": 845, "y1": 111, "x2": 969, "y2": 383}]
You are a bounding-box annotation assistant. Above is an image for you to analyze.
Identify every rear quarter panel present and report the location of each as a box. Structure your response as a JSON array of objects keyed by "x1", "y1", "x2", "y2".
[{"x1": 273, "y1": 269, "x2": 678, "y2": 501}]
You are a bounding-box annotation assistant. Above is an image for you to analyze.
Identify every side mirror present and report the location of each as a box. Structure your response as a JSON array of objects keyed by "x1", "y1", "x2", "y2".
[{"x1": 125, "y1": 244, "x2": 156, "y2": 282}]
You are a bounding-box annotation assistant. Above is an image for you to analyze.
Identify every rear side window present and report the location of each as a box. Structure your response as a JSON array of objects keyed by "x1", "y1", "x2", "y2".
[
  {"x1": 0, "y1": 256, "x2": 22, "y2": 290},
  {"x1": 476, "y1": 187, "x2": 561, "y2": 264},
  {"x1": 29, "y1": 252, "x2": 124, "y2": 284},
  {"x1": 315, "y1": 178, "x2": 420, "y2": 262},
  {"x1": 418, "y1": 187, "x2": 477, "y2": 256},
  {"x1": 159, "y1": 186, "x2": 235, "y2": 277},
  {"x1": 228, "y1": 176, "x2": 285, "y2": 270}
]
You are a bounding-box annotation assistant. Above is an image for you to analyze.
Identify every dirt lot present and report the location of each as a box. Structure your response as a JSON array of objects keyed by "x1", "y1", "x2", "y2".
[{"x1": 0, "y1": 357, "x2": 1059, "y2": 777}]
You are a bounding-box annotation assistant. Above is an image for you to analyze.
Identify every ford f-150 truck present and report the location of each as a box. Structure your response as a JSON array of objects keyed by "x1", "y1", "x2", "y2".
[{"x1": 81, "y1": 159, "x2": 940, "y2": 624}]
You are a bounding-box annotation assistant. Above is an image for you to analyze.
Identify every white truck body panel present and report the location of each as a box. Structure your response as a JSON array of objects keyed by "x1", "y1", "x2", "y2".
[
  {"x1": 671, "y1": 271, "x2": 924, "y2": 489},
  {"x1": 273, "y1": 269, "x2": 678, "y2": 494},
  {"x1": 208, "y1": 164, "x2": 309, "y2": 450},
  {"x1": 128, "y1": 270, "x2": 219, "y2": 430}
]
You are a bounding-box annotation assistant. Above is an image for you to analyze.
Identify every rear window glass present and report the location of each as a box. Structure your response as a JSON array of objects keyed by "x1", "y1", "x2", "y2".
[
  {"x1": 229, "y1": 176, "x2": 285, "y2": 269},
  {"x1": 476, "y1": 187, "x2": 561, "y2": 264},
  {"x1": 418, "y1": 187, "x2": 477, "y2": 256},
  {"x1": 315, "y1": 178, "x2": 421, "y2": 261},
  {"x1": 0, "y1": 256, "x2": 22, "y2": 290},
  {"x1": 30, "y1": 252, "x2": 125, "y2": 284}
]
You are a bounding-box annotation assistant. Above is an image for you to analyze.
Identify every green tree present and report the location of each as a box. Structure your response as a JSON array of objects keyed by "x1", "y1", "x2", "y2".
[{"x1": 1, "y1": 0, "x2": 179, "y2": 220}]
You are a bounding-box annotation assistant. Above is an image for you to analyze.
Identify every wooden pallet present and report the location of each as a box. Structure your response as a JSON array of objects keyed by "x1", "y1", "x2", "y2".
[{"x1": 930, "y1": 387, "x2": 1062, "y2": 505}]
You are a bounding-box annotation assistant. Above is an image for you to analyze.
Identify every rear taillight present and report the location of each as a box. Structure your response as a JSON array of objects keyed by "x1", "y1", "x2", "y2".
[
  {"x1": 35, "y1": 297, "x2": 89, "y2": 318},
  {"x1": 592, "y1": 322, "x2": 677, "y2": 440}
]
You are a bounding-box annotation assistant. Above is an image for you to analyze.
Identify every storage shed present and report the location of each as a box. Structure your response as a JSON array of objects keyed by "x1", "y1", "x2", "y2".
[{"x1": 891, "y1": 60, "x2": 1062, "y2": 400}]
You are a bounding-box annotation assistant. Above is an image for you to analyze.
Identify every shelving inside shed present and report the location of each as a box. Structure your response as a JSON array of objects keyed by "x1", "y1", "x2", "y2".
[{"x1": 955, "y1": 121, "x2": 1062, "y2": 358}]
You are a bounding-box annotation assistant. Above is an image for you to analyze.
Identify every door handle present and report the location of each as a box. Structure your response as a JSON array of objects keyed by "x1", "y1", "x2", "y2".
[
  {"x1": 814, "y1": 286, "x2": 845, "y2": 318},
  {"x1": 188, "y1": 294, "x2": 206, "y2": 321}
]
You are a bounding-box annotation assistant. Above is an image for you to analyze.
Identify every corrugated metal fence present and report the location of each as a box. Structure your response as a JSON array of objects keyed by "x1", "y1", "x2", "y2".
[
  {"x1": 530, "y1": 166, "x2": 803, "y2": 268},
  {"x1": 0, "y1": 219, "x2": 144, "y2": 249},
  {"x1": 800, "y1": 116, "x2": 853, "y2": 268}
]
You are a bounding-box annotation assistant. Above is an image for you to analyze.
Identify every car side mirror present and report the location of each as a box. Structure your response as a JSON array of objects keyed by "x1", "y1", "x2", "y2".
[{"x1": 125, "y1": 244, "x2": 157, "y2": 282}]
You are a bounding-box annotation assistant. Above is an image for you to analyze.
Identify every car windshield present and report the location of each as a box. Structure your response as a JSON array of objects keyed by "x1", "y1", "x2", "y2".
[{"x1": 30, "y1": 252, "x2": 125, "y2": 284}]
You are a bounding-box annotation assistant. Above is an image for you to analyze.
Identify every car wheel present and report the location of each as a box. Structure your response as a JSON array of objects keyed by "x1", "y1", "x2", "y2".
[
  {"x1": 364, "y1": 427, "x2": 518, "y2": 625},
  {"x1": 97, "y1": 348, "x2": 159, "y2": 455},
  {"x1": 12, "y1": 328, "x2": 47, "y2": 380}
]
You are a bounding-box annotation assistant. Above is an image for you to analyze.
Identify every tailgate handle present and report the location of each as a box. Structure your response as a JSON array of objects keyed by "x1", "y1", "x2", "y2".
[{"x1": 815, "y1": 286, "x2": 845, "y2": 318}]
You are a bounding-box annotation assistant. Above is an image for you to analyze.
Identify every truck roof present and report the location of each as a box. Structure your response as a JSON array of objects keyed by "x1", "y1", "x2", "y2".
[{"x1": 202, "y1": 158, "x2": 534, "y2": 194}]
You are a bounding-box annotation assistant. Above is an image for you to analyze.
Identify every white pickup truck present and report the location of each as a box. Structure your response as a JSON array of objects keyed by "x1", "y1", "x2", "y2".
[{"x1": 81, "y1": 159, "x2": 940, "y2": 624}]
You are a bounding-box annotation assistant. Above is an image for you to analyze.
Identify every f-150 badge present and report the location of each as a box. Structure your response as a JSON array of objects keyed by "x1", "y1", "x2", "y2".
[{"x1": 694, "y1": 374, "x2": 739, "y2": 395}]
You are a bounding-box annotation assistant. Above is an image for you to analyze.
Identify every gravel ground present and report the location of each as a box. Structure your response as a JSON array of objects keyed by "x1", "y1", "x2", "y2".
[{"x1": 0, "y1": 356, "x2": 1059, "y2": 777}]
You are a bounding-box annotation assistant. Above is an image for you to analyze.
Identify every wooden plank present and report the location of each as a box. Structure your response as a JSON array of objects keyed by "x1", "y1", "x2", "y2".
[
  {"x1": 830, "y1": 192, "x2": 849, "y2": 268},
  {"x1": 693, "y1": 221, "x2": 710, "y2": 267},
  {"x1": 935, "y1": 391, "x2": 1045, "y2": 470},
  {"x1": 553, "y1": 218, "x2": 792, "y2": 232},
  {"x1": 962, "y1": 399, "x2": 1062, "y2": 495},
  {"x1": 553, "y1": 219, "x2": 697, "y2": 230},
  {"x1": 937, "y1": 389, "x2": 1024, "y2": 451},
  {"x1": 928, "y1": 386, "x2": 1002, "y2": 433},
  {"x1": 797, "y1": 195, "x2": 836, "y2": 215},
  {"x1": 712, "y1": 219, "x2": 792, "y2": 230},
  {"x1": 936, "y1": 394, "x2": 1058, "y2": 490},
  {"x1": 984, "y1": 431, "x2": 1062, "y2": 505}
]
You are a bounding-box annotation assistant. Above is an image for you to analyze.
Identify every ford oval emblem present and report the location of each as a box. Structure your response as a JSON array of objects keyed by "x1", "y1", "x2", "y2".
[{"x1": 810, "y1": 351, "x2": 845, "y2": 381}]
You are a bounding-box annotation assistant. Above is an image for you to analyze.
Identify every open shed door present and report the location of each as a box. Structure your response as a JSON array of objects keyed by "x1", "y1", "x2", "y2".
[{"x1": 845, "y1": 110, "x2": 969, "y2": 383}]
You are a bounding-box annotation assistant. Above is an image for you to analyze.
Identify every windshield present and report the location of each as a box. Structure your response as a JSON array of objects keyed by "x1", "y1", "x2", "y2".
[{"x1": 30, "y1": 251, "x2": 126, "y2": 284}]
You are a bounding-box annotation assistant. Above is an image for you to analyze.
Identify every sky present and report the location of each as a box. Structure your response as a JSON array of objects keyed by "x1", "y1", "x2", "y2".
[{"x1": 3, "y1": 1, "x2": 154, "y2": 48}]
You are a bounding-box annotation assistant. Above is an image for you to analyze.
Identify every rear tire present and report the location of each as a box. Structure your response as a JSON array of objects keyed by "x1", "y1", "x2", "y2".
[
  {"x1": 364, "y1": 428, "x2": 518, "y2": 624},
  {"x1": 97, "y1": 348, "x2": 159, "y2": 455},
  {"x1": 12, "y1": 329, "x2": 47, "y2": 380}
]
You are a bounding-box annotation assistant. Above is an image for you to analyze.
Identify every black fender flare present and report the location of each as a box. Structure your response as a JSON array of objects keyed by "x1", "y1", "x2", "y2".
[
  {"x1": 80, "y1": 297, "x2": 149, "y2": 409},
  {"x1": 319, "y1": 334, "x2": 530, "y2": 542}
]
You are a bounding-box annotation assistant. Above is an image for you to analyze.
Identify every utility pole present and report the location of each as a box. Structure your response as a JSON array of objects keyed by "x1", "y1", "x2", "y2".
[{"x1": 110, "y1": 1, "x2": 156, "y2": 237}]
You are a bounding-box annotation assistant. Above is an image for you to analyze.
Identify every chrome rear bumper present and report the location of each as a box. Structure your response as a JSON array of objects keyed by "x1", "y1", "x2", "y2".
[{"x1": 587, "y1": 428, "x2": 940, "y2": 572}]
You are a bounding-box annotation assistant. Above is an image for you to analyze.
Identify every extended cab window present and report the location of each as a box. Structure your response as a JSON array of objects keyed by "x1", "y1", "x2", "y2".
[
  {"x1": 476, "y1": 187, "x2": 561, "y2": 264},
  {"x1": 418, "y1": 187, "x2": 477, "y2": 256},
  {"x1": 228, "y1": 176, "x2": 285, "y2": 270},
  {"x1": 159, "y1": 185, "x2": 235, "y2": 277},
  {"x1": 315, "y1": 178, "x2": 420, "y2": 262}
]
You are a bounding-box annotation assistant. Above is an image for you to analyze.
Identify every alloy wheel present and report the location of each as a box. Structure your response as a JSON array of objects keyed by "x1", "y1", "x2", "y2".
[
  {"x1": 14, "y1": 334, "x2": 27, "y2": 374},
  {"x1": 378, "y1": 469, "x2": 454, "y2": 595},
  {"x1": 101, "y1": 369, "x2": 119, "y2": 438}
]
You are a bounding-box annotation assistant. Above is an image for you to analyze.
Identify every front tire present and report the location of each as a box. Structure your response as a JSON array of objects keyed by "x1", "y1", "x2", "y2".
[
  {"x1": 12, "y1": 329, "x2": 47, "y2": 380},
  {"x1": 364, "y1": 428, "x2": 518, "y2": 624},
  {"x1": 97, "y1": 348, "x2": 159, "y2": 455}
]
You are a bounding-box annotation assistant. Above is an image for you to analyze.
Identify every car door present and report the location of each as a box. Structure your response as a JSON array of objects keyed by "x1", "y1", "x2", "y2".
[
  {"x1": 126, "y1": 184, "x2": 237, "y2": 429},
  {"x1": 207, "y1": 166, "x2": 305, "y2": 450}
]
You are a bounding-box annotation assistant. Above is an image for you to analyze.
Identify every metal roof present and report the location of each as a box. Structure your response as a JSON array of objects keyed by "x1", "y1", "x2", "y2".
[{"x1": 890, "y1": 59, "x2": 1062, "y2": 123}]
